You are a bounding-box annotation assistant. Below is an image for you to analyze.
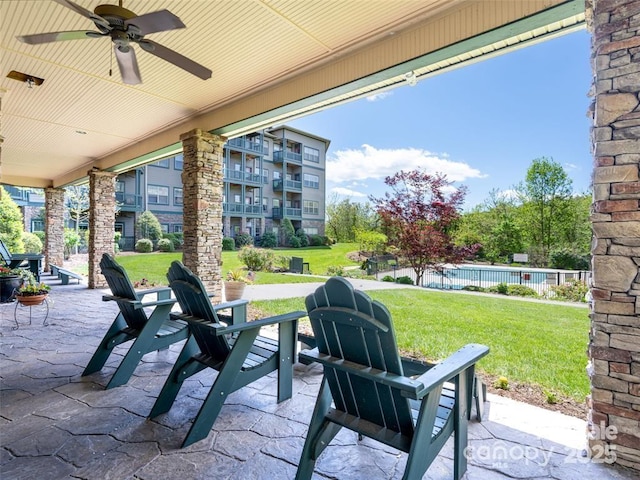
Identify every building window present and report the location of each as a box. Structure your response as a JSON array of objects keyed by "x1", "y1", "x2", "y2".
[
  {"x1": 31, "y1": 219, "x2": 45, "y2": 232},
  {"x1": 303, "y1": 173, "x2": 319, "y2": 188},
  {"x1": 263, "y1": 197, "x2": 268, "y2": 211},
  {"x1": 173, "y1": 187, "x2": 183, "y2": 206},
  {"x1": 174, "y1": 155, "x2": 183, "y2": 170},
  {"x1": 304, "y1": 200, "x2": 319, "y2": 215},
  {"x1": 173, "y1": 224, "x2": 183, "y2": 233},
  {"x1": 115, "y1": 181, "x2": 125, "y2": 192},
  {"x1": 147, "y1": 185, "x2": 169, "y2": 205},
  {"x1": 152, "y1": 158, "x2": 170, "y2": 168},
  {"x1": 306, "y1": 227, "x2": 318, "y2": 235},
  {"x1": 273, "y1": 198, "x2": 280, "y2": 208},
  {"x1": 304, "y1": 146, "x2": 319, "y2": 163},
  {"x1": 262, "y1": 168, "x2": 269, "y2": 184},
  {"x1": 273, "y1": 170, "x2": 281, "y2": 180},
  {"x1": 115, "y1": 222, "x2": 124, "y2": 235},
  {"x1": 160, "y1": 224, "x2": 169, "y2": 234},
  {"x1": 233, "y1": 194, "x2": 241, "y2": 204}
]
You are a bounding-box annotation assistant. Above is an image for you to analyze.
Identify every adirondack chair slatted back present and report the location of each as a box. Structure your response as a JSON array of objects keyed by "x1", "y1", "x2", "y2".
[
  {"x1": 305, "y1": 277, "x2": 415, "y2": 438},
  {"x1": 100, "y1": 254, "x2": 148, "y2": 330},
  {"x1": 167, "y1": 261, "x2": 231, "y2": 361},
  {"x1": 0, "y1": 240, "x2": 10, "y2": 265}
]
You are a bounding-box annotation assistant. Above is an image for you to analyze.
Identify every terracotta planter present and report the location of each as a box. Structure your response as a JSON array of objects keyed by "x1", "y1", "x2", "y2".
[
  {"x1": 16, "y1": 294, "x2": 47, "y2": 307},
  {"x1": 0, "y1": 276, "x2": 23, "y2": 303},
  {"x1": 224, "y1": 281, "x2": 245, "y2": 301}
]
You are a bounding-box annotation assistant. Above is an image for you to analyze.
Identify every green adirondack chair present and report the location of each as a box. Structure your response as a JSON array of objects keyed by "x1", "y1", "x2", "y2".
[
  {"x1": 82, "y1": 254, "x2": 190, "y2": 389},
  {"x1": 296, "y1": 277, "x2": 489, "y2": 480},
  {"x1": 148, "y1": 260, "x2": 306, "y2": 448}
]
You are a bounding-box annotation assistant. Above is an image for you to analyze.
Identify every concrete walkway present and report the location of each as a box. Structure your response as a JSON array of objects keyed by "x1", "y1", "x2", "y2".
[{"x1": 0, "y1": 274, "x2": 633, "y2": 479}]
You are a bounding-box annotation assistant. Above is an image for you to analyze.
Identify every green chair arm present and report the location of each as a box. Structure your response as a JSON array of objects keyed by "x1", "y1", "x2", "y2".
[
  {"x1": 213, "y1": 299, "x2": 249, "y2": 311},
  {"x1": 171, "y1": 310, "x2": 306, "y2": 336},
  {"x1": 135, "y1": 286, "x2": 172, "y2": 300},
  {"x1": 102, "y1": 294, "x2": 177, "y2": 310}
]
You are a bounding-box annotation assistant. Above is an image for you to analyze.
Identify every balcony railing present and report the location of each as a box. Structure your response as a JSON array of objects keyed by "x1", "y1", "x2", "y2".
[
  {"x1": 272, "y1": 150, "x2": 302, "y2": 164},
  {"x1": 244, "y1": 172, "x2": 261, "y2": 184},
  {"x1": 115, "y1": 192, "x2": 142, "y2": 211},
  {"x1": 244, "y1": 205, "x2": 261, "y2": 215},
  {"x1": 273, "y1": 179, "x2": 302, "y2": 191},
  {"x1": 225, "y1": 170, "x2": 244, "y2": 182},
  {"x1": 227, "y1": 137, "x2": 266, "y2": 154},
  {"x1": 223, "y1": 202, "x2": 244, "y2": 214},
  {"x1": 272, "y1": 207, "x2": 283, "y2": 219},
  {"x1": 285, "y1": 207, "x2": 302, "y2": 218}
]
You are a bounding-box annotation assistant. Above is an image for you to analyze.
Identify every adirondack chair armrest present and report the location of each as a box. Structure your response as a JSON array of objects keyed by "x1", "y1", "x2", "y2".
[
  {"x1": 135, "y1": 286, "x2": 172, "y2": 300},
  {"x1": 408, "y1": 343, "x2": 490, "y2": 400},
  {"x1": 171, "y1": 310, "x2": 306, "y2": 335},
  {"x1": 212, "y1": 299, "x2": 249, "y2": 311},
  {"x1": 300, "y1": 348, "x2": 424, "y2": 395},
  {"x1": 102, "y1": 294, "x2": 177, "y2": 310}
]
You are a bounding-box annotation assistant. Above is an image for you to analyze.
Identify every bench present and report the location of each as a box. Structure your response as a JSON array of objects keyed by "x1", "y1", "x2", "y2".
[{"x1": 50, "y1": 265, "x2": 83, "y2": 285}]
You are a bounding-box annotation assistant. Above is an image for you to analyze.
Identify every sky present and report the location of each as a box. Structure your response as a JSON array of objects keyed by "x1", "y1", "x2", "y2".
[{"x1": 288, "y1": 29, "x2": 593, "y2": 210}]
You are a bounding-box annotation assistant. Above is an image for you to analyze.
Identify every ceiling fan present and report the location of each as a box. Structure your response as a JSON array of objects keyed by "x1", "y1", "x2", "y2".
[{"x1": 16, "y1": 0, "x2": 212, "y2": 85}]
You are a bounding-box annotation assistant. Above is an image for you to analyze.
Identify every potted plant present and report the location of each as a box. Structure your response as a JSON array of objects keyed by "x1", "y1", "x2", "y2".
[
  {"x1": 15, "y1": 280, "x2": 50, "y2": 306},
  {"x1": 0, "y1": 266, "x2": 28, "y2": 303},
  {"x1": 223, "y1": 269, "x2": 254, "y2": 301}
]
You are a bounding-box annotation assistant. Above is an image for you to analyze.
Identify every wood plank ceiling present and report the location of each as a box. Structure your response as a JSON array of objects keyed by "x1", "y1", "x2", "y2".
[{"x1": 0, "y1": 0, "x2": 584, "y2": 188}]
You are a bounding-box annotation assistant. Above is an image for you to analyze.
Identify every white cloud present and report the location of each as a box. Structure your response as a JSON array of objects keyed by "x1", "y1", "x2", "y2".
[
  {"x1": 496, "y1": 189, "x2": 519, "y2": 201},
  {"x1": 331, "y1": 186, "x2": 367, "y2": 198},
  {"x1": 326, "y1": 144, "x2": 486, "y2": 184},
  {"x1": 366, "y1": 91, "x2": 393, "y2": 102},
  {"x1": 564, "y1": 162, "x2": 579, "y2": 171}
]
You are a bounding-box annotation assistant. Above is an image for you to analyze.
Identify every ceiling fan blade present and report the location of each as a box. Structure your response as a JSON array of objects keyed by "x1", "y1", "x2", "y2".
[
  {"x1": 17, "y1": 30, "x2": 101, "y2": 45},
  {"x1": 114, "y1": 45, "x2": 142, "y2": 85},
  {"x1": 53, "y1": 0, "x2": 110, "y2": 28},
  {"x1": 125, "y1": 10, "x2": 185, "y2": 36},
  {"x1": 138, "y1": 40, "x2": 211, "y2": 80}
]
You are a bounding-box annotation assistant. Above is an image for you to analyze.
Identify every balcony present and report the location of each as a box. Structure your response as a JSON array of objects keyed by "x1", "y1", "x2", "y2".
[
  {"x1": 244, "y1": 172, "x2": 262, "y2": 184},
  {"x1": 244, "y1": 205, "x2": 261, "y2": 215},
  {"x1": 115, "y1": 192, "x2": 142, "y2": 212},
  {"x1": 273, "y1": 207, "x2": 302, "y2": 219},
  {"x1": 225, "y1": 169, "x2": 244, "y2": 182},
  {"x1": 272, "y1": 179, "x2": 302, "y2": 192},
  {"x1": 227, "y1": 137, "x2": 266, "y2": 155},
  {"x1": 272, "y1": 150, "x2": 302, "y2": 164},
  {"x1": 223, "y1": 203, "x2": 244, "y2": 214}
]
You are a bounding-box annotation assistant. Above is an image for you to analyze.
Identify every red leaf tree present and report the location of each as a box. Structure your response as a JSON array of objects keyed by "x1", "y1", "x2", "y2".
[{"x1": 371, "y1": 170, "x2": 478, "y2": 286}]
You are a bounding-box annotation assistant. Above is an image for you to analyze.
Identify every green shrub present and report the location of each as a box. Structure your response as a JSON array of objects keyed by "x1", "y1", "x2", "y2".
[
  {"x1": 309, "y1": 234, "x2": 324, "y2": 247},
  {"x1": 494, "y1": 282, "x2": 509, "y2": 295},
  {"x1": 33, "y1": 231, "x2": 45, "y2": 244},
  {"x1": 550, "y1": 248, "x2": 590, "y2": 270},
  {"x1": 0, "y1": 186, "x2": 25, "y2": 253},
  {"x1": 494, "y1": 376, "x2": 509, "y2": 390},
  {"x1": 396, "y1": 276, "x2": 414, "y2": 285},
  {"x1": 114, "y1": 232, "x2": 121, "y2": 254},
  {"x1": 163, "y1": 233, "x2": 183, "y2": 250},
  {"x1": 235, "y1": 232, "x2": 254, "y2": 248},
  {"x1": 259, "y1": 232, "x2": 278, "y2": 248},
  {"x1": 506, "y1": 284, "x2": 538, "y2": 297},
  {"x1": 64, "y1": 228, "x2": 81, "y2": 259},
  {"x1": 135, "y1": 238, "x2": 153, "y2": 253},
  {"x1": 296, "y1": 229, "x2": 309, "y2": 247},
  {"x1": 323, "y1": 236, "x2": 334, "y2": 245},
  {"x1": 22, "y1": 232, "x2": 43, "y2": 253},
  {"x1": 222, "y1": 237, "x2": 235, "y2": 251},
  {"x1": 282, "y1": 218, "x2": 295, "y2": 245},
  {"x1": 157, "y1": 238, "x2": 174, "y2": 252},
  {"x1": 326, "y1": 265, "x2": 344, "y2": 276},
  {"x1": 462, "y1": 285, "x2": 486, "y2": 292},
  {"x1": 550, "y1": 278, "x2": 589, "y2": 302},
  {"x1": 136, "y1": 211, "x2": 162, "y2": 243},
  {"x1": 273, "y1": 255, "x2": 291, "y2": 272},
  {"x1": 238, "y1": 246, "x2": 274, "y2": 271},
  {"x1": 288, "y1": 236, "x2": 301, "y2": 248},
  {"x1": 382, "y1": 275, "x2": 395, "y2": 282}
]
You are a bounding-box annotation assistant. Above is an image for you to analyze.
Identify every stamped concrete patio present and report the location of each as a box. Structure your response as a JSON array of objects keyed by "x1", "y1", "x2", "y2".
[{"x1": 0, "y1": 274, "x2": 636, "y2": 480}]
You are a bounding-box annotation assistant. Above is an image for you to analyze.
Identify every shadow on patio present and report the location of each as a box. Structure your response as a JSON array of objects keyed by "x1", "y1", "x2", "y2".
[{"x1": 0, "y1": 275, "x2": 635, "y2": 479}]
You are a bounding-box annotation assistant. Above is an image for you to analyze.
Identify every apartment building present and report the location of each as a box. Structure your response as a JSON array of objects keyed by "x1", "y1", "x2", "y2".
[{"x1": 115, "y1": 125, "x2": 329, "y2": 249}]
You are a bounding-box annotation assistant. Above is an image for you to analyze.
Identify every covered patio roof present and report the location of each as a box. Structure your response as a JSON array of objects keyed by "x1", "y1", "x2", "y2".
[{"x1": 0, "y1": 0, "x2": 584, "y2": 188}]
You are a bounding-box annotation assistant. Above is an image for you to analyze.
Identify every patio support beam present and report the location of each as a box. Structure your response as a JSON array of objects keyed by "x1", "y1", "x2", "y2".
[
  {"x1": 180, "y1": 129, "x2": 225, "y2": 301},
  {"x1": 88, "y1": 170, "x2": 116, "y2": 289},
  {"x1": 44, "y1": 187, "x2": 65, "y2": 272},
  {"x1": 588, "y1": 0, "x2": 640, "y2": 471}
]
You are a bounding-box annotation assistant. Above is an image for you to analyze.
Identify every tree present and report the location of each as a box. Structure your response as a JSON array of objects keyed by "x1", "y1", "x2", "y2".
[
  {"x1": 0, "y1": 186, "x2": 25, "y2": 253},
  {"x1": 65, "y1": 185, "x2": 90, "y2": 254},
  {"x1": 136, "y1": 210, "x2": 163, "y2": 243},
  {"x1": 325, "y1": 194, "x2": 377, "y2": 242},
  {"x1": 371, "y1": 170, "x2": 478, "y2": 286},
  {"x1": 516, "y1": 157, "x2": 573, "y2": 265}
]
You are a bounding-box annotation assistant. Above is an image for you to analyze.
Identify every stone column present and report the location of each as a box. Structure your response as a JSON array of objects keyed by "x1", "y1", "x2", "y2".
[
  {"x1": 88, "y1": 170, "x2": 116, "y2": 289},
  {"x1": 181, "y1": 129, "x2": 225, "y2": 300},
  {"x1": 588, "y1": 0, "x2": 640, "y2": 471},
  {"x1": 44, "y1": 188, "x2": 65, "y2": 271}
]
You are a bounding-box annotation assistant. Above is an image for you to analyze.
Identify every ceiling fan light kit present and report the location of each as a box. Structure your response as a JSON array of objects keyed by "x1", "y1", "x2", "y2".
[{"x1": 16, "y1": 0, "x2": 212, "y2": 85}]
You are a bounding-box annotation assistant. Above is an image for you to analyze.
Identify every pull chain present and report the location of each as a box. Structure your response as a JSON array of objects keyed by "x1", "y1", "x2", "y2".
[{"x1": 109, "y1": 46, "x2": 113, "y2": 77}]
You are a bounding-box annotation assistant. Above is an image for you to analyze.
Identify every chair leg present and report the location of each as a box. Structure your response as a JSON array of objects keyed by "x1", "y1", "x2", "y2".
[
  {"x1": 181, "y1": 328, "x2": 260, "y2": 448},
  {"x1": 454, "y1": 370, "x2": 470, "y2": 480},
  {"x1": 403, "y1": 386, "x2": 443, "y2": 480},
  {"x1": 149, "y1": 336, "x2": 203, "y2": 418},
  {"x1": 295, "y1": 379, "x2": 340, "y2": 480},
  {"x1": 82, "y1": 314, "x2": 130, "y2": 376},
  {"x1": 276, "y1": 319, "x2": 296, "y2": 402}
]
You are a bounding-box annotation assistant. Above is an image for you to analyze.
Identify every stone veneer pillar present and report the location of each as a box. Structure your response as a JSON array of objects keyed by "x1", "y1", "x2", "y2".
[
  {"x1": 588, "y1": 0, "x2": 640, "y2": 471},
  {"x1": 181, "y1": 129, "x2": 225, "y2": 301},
  {"x1": 88, "y1": 170, "x2": 116, "y2": 289},
  {"x1": 44, "y1": 188, "x2": 65, "y2": 271}
]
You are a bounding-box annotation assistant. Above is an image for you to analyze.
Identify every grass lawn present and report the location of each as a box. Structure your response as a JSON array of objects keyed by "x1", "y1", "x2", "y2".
[
  {"x1": 112, "y1": 243, "x2": 360, "y2": 285},
  {"x1": 252, "y1": 289, "x2": 590, "y2": 403}
]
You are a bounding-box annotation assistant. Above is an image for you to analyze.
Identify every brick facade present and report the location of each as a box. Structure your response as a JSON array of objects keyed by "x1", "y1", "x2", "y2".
[
  {"x1": 88, "y1": 170, "x2": 116, "y2": 289},
  {"x1": 588, "y1": 0, "x2": 640, "y2": 471},
  {"x1": 44, "y1": 188, "x2": 65, "y2": 271},
  {"x1": 180, "y1": 129, "x2": 225, "y2": 301}
]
